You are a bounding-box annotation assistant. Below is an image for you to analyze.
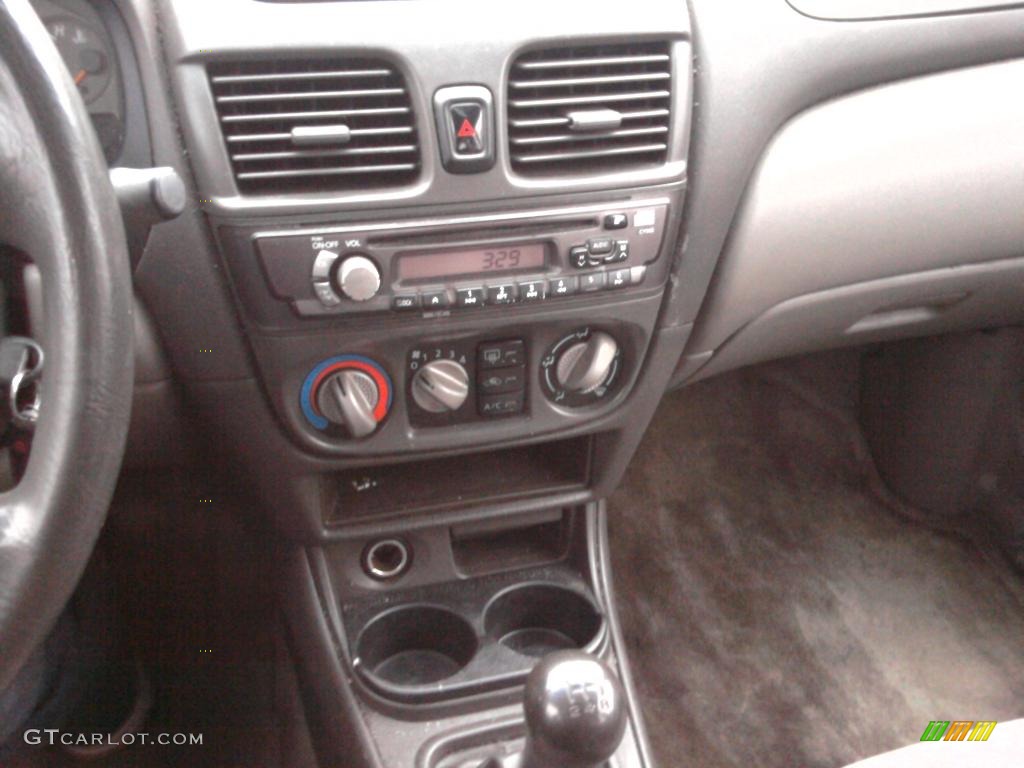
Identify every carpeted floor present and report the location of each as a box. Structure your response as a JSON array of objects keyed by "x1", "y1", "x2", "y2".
[{"x1": 609, "y1": 352, "x2": 1024, "y2": 768}]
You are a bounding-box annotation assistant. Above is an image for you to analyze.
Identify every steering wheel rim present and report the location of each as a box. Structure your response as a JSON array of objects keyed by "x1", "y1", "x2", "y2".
[{"x1": 0, "y1": 0, "x2": 133, "y2": 693}]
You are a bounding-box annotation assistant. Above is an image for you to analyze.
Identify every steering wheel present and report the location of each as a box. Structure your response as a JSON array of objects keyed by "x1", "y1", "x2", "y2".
[{"x1": 0, "y1": 0, "x2": 133, "y2": 693}]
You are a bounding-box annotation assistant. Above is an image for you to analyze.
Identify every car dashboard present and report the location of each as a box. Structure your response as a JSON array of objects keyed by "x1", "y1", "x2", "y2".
[{"x1": 16, "y1": 0, "x2": 1024, "y2": 765}]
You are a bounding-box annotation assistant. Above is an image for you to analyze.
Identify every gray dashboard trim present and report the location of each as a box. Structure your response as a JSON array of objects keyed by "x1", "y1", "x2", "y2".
[
  {"x1": 786, "y1": 0, "x2": 1024, "y2": 21},
  {"x1": 685, "y1": 58, "x2": 1024, "y2": 372},
  {"x1": 159, "y1": 0, "x2": 691, "y2": 218},
  {"x1": 685, "y1": 256, "x2": 1024, "y2": 384},
  {"x1": 670, "y1": 0, "x2": 1024, "y2": 358}
]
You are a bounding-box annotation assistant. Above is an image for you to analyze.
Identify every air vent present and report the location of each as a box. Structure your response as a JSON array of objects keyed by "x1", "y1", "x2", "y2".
[
  {"x1": 508, "y1": 41, "x2": 672, "y2": 176},
  {"x1": 208, "y1": 58, "x2": 420, "y2": 194}
]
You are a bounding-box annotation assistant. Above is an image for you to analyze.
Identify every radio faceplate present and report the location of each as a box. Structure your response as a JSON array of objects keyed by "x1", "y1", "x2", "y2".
[{"x1": 252, "y1": 199, "x2": 669, "y2": 318}]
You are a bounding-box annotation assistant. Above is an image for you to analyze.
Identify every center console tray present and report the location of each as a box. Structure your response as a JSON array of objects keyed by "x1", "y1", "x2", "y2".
[{"x1": 341, "y1": 566, "x2": 606, "y2": 704}]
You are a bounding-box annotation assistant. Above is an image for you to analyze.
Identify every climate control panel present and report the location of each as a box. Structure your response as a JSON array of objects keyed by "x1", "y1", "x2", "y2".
[{"x1": 300, "y1": 327, "x2": 628, "y2": 442}]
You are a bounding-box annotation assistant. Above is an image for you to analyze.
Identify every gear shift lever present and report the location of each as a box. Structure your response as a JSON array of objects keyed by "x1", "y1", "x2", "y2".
[{"x1": 520, "y1": 650, "x2": 628, "y2": 768}]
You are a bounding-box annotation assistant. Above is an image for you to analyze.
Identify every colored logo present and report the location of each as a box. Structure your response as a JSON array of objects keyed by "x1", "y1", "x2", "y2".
[{"x1": 920, "y1": 721, "x2": 997, "y2": 742}]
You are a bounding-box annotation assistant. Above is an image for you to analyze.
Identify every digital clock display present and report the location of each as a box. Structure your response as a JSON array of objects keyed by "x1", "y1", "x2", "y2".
[{"x1": 397, "y1": 243, "x2": 546, "y2": 281}]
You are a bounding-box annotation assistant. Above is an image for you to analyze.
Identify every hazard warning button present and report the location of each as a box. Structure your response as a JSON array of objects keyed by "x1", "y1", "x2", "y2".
[
  {"x1": 433, "y1": 85, "x2": 495, "y2": 173},
  {"x1": 450, "y1": 103, "x2": 484, "y2": 154}
]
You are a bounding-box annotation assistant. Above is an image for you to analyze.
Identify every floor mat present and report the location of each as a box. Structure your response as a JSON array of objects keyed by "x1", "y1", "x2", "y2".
[{"x1": 608, "y1": 353, "x2": 1024, "y2": 768}]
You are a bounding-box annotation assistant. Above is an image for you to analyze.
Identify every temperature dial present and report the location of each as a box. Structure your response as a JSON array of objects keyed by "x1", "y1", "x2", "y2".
[
  {"x1": 411, "y1": 359, "x2": 469, "y2": 413},
  {"x1": 541, "y1": 328, "x2": 622, "y2": 407},
  {"x1": 315, "y1": 369, "x2": 380, "y2": 438},
  {"x1": 301, "y1": 355, "x2": 392, "y2": 438}
]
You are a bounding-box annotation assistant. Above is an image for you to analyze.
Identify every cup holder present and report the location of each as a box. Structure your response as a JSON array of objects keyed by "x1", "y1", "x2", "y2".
[
  {"x1": 356, "y1": 605, "x2": 477, "y2": 686},
  {"x1": 484, "y1": 584, "x2": 603, "y2": 658}
]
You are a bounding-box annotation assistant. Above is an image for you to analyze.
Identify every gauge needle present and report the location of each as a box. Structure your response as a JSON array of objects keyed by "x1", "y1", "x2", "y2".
[{"x1": 73, "y1": 69, "x2": 87, "y2": 85}]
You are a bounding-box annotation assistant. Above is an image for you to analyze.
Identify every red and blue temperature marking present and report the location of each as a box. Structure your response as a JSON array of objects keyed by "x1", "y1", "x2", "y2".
[{"x1": 300, "y1": 355, "x2": 392, "y2": 431}]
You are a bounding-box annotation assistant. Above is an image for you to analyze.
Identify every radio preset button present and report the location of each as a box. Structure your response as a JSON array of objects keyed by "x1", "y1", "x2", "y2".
[
  {"x1": 486, "y1": 284, "x2": 516, "y2": 305},
  {"x1": 456, "y1": 287, "x2": 485, "y2": 308},
  {"x1": 392, "y1": 293, "x2": 420, "y2": 311},
  {"x1": 478, "y1": 340, "x2": 525, "y2": 370},
  {"x1": 603, "y1": 213, "x2": 628, "y2": 230},
  {"x1": 478, "y1": 391, "x2": 525, "y2": 418},
  {"x1": 550, "y1": 276, "x2": 578, "y2": 297},
  {"x1": 518, "y1": 280, "x2": 546, "y2": 302},
  {"x1": 569, "y1": 246, "x2": 589, "y2": 269},
  {"x1": 607, "y1": 268, "x2": 631, "y2": 289},
  {"x1": 587, "y1": 238, "x2": 614, "y2": 256},
  {"x1": 421, "y1": 290, "x2": 450, "y2": 310},
  {"x1": 579, "y1": 272, "x2": 607, "y2": 292},
  {"x1": 313, "y1": 281, "x2": 342, "y2": 307}
]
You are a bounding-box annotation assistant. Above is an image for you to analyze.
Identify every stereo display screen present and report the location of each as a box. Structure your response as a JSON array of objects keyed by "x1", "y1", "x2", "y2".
[{"x1": 397, "y1": 243, "x2": 546, "y2": 281}]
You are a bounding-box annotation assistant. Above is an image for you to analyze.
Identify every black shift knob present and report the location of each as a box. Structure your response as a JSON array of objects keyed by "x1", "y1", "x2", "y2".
[{"x1": 520, "y1": 651, "x2": 628, "y2": 768}]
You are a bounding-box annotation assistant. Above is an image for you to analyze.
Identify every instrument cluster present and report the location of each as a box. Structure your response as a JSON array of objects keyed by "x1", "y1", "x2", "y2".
[{"x1": 32, "y1": 0, "x2": 125, "y2": 162}]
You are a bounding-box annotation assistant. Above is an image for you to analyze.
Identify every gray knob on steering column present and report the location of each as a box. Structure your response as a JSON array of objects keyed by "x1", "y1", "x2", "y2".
[
  {"x1": 555, "y1": 331, "x2": 619, "y2": 395},
  {"x1": 314, "y1": 369, "x2": 380, "y2": 438},
  {"x1": 411, "y1": 359, "x2": 470, "y2": 413}
]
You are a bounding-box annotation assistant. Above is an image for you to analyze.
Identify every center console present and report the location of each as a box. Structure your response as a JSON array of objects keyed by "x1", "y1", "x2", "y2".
[
  {"x1": 217, "y1": 197, "x2": 676, "y2": 456},
  {"x1": 159, "y1": 0, "x2": 693, "y2": 765}
]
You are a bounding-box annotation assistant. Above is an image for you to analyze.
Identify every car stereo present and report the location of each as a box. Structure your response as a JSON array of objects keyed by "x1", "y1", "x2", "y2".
[{"x1": 252, "y1": 198, "x2": 670, "y2": 318}]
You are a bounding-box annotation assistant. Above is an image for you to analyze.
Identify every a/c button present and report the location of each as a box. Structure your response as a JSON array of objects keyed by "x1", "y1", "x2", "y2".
[{"x1": 478, "y1": 391, "x2": 524, "y2": 417}]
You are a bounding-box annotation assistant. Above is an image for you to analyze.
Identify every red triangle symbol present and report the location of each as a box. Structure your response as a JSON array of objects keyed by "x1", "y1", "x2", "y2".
[{"x1": 457, "y1": 118, "x2": 476, "y2": 138}]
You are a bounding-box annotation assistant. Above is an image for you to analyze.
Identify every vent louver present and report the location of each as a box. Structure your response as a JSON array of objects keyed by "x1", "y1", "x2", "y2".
[
  {"x1": 208, "y1": 58, "x2": 420, "y2": 194},
  {"x1": 508, "y1": 41, "x2": 672, "y2": 176}
]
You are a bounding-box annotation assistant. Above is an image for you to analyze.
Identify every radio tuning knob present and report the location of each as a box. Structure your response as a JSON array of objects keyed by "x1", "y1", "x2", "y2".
[
  {"x1": 556, "y1": 331, "x2": 619, "y2": 394},
  {"x1": 411, "y1": 359, "x2": 469, "y2": 413},
  {"x1": 315, "y1": 369, "x2": 381, "y2": 438},
  {"x1": 336, "y1": 254, "x2": 381, "y2": 302}
]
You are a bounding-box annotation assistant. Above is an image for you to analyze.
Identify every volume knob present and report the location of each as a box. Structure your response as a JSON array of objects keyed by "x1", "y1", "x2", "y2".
[
  {"x1": 336, "y1": 254, "x2": 381, "y2": 302},
  {"x1": 411, "y1": 359, "x2": 470, "y2": 413}
]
